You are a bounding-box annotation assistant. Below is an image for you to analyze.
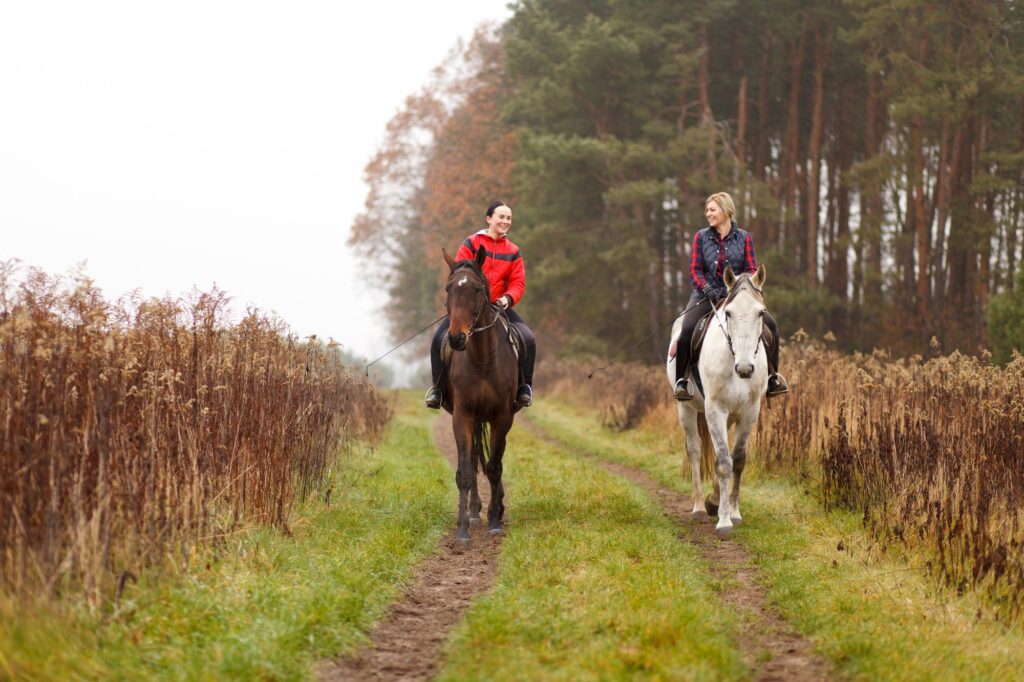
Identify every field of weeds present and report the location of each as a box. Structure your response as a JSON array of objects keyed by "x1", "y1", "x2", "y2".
[
  {"x1": 0, "y1": 263, "x2": 392, "y2": 606},
  {"x1": 541, "y1": 336, "x2": 1024, "y2": 620}
]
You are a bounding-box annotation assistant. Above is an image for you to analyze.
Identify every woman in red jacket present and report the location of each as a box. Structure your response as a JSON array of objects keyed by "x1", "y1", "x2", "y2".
[{"x1": 425, "y1": 201, "x2": 536, "y2": 409}]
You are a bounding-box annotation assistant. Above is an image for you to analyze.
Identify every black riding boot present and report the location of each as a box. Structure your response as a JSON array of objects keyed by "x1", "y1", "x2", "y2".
[
  {"x1": 763, "y1": 313, "x2": 788, "y2": 397},
  {"x1": 425, "y1": 318, "x2": 449, "y2": 409}
]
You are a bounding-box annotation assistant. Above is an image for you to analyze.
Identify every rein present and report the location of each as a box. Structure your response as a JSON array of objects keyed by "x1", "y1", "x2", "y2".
[{"x1": 469, "y1": 304, "x2": 501, "y2": 336}]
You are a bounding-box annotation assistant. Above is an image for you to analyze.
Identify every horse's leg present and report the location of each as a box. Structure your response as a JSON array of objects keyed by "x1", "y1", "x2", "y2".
[
  {"x1": 729, "y1": 408, "x2": 760, "y2": 525},
  {"x1": 469, "y1": 422, "x2": 483, "y2": 526},
  {"x1": 678, "y1": 404, "x2": 707, "y2": 519},
  {"x1": 707, "y1": 475, "x2": 721, "y2": 517},
  {"x1": 485, "y1": 413, "x2": 512, "y2": 535},
  {"x1": 704, "y1": 406, "x2": 735, "y2": 537},
  {"x1": 452, "y1": 411, "x2": 475, "y2": 543}
]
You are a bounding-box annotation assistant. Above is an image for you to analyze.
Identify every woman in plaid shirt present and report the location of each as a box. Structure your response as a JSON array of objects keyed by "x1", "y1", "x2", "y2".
[{"x1": 672, "y1": 192, "x2": 788, "y2": 401}]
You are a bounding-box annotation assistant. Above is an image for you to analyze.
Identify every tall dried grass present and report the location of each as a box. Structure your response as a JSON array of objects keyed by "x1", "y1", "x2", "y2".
[
  {"x1": 0, "y1": 263, "x2": 392, "y2": 605},
  {"x1": 541, "y1": 335, "x2": 1024, "y2": 618}
]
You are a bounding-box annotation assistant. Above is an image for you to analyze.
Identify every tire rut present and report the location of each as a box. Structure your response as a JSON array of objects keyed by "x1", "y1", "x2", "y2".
[
  {"x1": 319, "y1": 413, "x2": 502, "y2": 682},
  {"x1": 521, "y1": 416, "x2": 835, "y2": 682}
]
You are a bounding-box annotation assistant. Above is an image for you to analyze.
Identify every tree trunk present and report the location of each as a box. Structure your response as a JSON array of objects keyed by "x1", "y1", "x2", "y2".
[
  {"x1": 697, "y1": 23, "x2": 718, "y2": 188},
  {"x1": 781, "y1": 33, "x2": 805, "y2": 249},
  {"x1": 737, "y1": 75, "x2": 748, "y2": 177},
  {"x1": 862, "y1": 72, "x2": 885, "y2": 310},
  {"x1": 911, "y1": 28, "x2": 930, "y2": 325},
  {"x1": 806, "y1": 25, "x2": 829, "y2": 289},
  {"x1": 754, "y1": 31, "x2": 773, "y2": 246}
]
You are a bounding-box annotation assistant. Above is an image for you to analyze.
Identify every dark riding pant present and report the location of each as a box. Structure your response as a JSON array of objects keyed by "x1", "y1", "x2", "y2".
[
  {"x1": 674, "y1": 298, "x2": 713, "y2": 383},
  {"x1": 673, "y1": 297, "x2": 780, "y2": 382},
  {"x1": 430, "y1": 309, "x2": 537, "y2": 386}
]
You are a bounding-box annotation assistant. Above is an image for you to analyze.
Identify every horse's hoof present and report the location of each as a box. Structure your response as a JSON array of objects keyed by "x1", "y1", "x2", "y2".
[
  {"x1": 715, "y1": 525, "x2": 733, "y2": 538},
  {"x1": 691, "y1": 509, "x2": 710, "y2": 521},
  {"x1": 730, "y1": 516, "x2": 743, "y2": 525},
  {"x1": 487, "y1": 527, "x2": 504, "y2": 537},
  {"x1": 469, "y1": 517, "x2": 482, "y2": 527},
  {"x1": 705, "y1": 500, "x2": 719, "y2": 516}
]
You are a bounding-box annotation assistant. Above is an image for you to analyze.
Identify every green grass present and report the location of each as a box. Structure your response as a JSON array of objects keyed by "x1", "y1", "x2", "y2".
[
  {"x1": 530, "y1": 399, "x2": 1024, "y2": 681},
  {"x1": 437, "y1": 419, "x2": 748, "y2": 681},
  {"x1": 0, "y1": 394, "x2": 453, "y2": 681}
]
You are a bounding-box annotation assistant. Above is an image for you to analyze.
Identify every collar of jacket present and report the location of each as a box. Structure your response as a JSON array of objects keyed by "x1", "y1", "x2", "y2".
[
  {"x1": 708, "y1": 220, "x2": 740, "y2": 243},
  {"x1": 475, "y1": 228, "x2": 508, "y2": 241}
]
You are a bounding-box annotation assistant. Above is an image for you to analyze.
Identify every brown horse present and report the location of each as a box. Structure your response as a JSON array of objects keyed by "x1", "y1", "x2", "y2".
[{"x1": 440, "y1": 245, "x2": 520, "y2": 543}]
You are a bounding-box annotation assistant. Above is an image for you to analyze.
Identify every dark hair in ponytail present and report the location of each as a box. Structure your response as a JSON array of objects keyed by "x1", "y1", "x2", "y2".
[{"x1": 486, "y1": 201, "x2": 507, "y2": 218}]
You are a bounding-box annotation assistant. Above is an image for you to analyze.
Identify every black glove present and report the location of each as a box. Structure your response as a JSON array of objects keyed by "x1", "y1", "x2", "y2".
[{"x1": 703, "y1": 284, "x2": 726, "y2": 303}]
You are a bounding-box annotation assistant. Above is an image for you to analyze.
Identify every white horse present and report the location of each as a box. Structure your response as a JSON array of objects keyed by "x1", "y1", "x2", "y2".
[{"x1": 666, "y1": 265, "x2": 769, "y2": 537}]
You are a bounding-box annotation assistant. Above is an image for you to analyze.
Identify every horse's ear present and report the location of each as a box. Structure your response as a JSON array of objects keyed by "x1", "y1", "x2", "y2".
[
  {"x1": 723, "y1": 265, "x2": 736, "y2": 289},
  {"x1": 754, "y1": 263, "x2": 766, "y2": 288},
  {"x1": 443, "y1": 248, "x2": 456, "y2": 271},
  {"x1": 474, "y1": 244, "x2": 487, "y2": 268}
]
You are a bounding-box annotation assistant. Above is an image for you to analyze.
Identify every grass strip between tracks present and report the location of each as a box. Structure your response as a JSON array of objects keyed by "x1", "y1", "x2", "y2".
[
  {"x1": 436, "y1": 412, "x2": 748, "y2": 681},
  {"x1": 0, "y1": 394, "x2": 452, "y2": 680},
  {"x1": 529, "y1": 399, "x2": 1024, "y2": 681}
]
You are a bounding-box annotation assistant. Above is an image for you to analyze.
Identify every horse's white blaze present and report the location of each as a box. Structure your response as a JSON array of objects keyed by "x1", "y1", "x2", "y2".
[
  {"x1": 457, "y1": 276, "x2": 469, "y2": 287},
  {"x1": 666, "y1": 279, "x2": 768, "y2": 534}
]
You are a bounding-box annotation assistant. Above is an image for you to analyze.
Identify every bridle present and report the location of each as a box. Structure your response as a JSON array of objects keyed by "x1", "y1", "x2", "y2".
[
  {"x1": 711, "y1": 277, "x2": 765, "y2": 360},
  {"x1": 446, "y1": 265, "x2": 500, "y2": 339}
]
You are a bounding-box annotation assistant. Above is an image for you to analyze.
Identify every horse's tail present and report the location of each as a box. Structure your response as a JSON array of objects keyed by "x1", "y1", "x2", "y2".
[
  {"x1": 697, "y1": 412, "x2": 715, "y2": 482},
  {"x1": 472, "y1": 420, "x2": 490, "y2": 472}
]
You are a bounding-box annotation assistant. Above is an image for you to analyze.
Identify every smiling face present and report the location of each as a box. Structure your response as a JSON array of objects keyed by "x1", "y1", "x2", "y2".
[
  {"x1": 486, "y1": 205, "x2": 512, "y2": 239},
  {"x1": 705, "y1": 199, "x2": 729, "y2": 229}
]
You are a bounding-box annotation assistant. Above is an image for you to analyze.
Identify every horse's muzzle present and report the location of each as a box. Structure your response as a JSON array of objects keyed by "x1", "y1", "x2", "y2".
[
  {"x1": 449, "y1": 332, "x2": 468, "y2": 351},
  {"x1": 735, "y1": 362, "x2": 754, "y2": 379}
]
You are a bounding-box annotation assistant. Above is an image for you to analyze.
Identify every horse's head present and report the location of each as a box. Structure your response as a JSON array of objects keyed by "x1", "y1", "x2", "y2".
[
  {"x1": 443, "y1": 246, "x2": 491, "y2": 351},
  {"x1": 722, "y1": 264, "x2": 767, "y2": 379}
]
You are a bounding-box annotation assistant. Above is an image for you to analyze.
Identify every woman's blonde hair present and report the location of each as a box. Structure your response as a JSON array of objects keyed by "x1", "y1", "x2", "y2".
[{"x1": 706, "y1": 192, "x2": 736, "y2": 220}]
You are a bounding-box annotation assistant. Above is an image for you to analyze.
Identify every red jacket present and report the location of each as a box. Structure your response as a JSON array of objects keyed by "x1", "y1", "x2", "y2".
[{"x1": 456, "y1": 230, "x2": 526, "y2": 305}]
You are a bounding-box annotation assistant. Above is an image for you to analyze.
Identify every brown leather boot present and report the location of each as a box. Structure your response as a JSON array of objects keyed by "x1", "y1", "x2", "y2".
[
  {"x1": 674, "y1": 377, "x2": 693, "y2": 401},
  {"x1": 766, "y1": 373, "x2": 789, "y2": 397}
]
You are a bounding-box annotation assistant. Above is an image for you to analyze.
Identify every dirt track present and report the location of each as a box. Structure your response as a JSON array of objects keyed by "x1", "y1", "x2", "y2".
[
  {"x1": 318, "y1": 414, "x2": 502, "y2": 682},
  {"x1": 322, "y1": 412, "x2": 833, "y2": 681},
  {"x1": 520, "y1": 417, "x2": 835, "y2": 682}
]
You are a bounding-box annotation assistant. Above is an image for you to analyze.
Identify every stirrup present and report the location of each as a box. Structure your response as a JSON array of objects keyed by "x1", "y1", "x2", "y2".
[
  {"x1": 424, "y1": 386, "x2": 442, "y2": 409},
  {"x1": 766, "y1": 373, "x2": 789, "y2": 397},
  {"x1": 673, "y1": 377, "x2": 693, "y2": 401},
  {"x1": 516, "y1": 384, "x2": 533, "y2": 408}
]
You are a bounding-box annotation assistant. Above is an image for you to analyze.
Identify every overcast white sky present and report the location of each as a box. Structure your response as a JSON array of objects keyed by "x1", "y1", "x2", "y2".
[{"x1": 0, "y1": 1, "x2": 512, "y2": 366}]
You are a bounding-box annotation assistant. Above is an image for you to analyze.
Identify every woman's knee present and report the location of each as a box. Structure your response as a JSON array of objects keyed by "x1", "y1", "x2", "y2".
[
  {"x1": 516, "y1": 323, "x2": 536, "y2": 347},
  {"x1": 431, "y1": 320, "x2": 449, "y2": 355}
]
